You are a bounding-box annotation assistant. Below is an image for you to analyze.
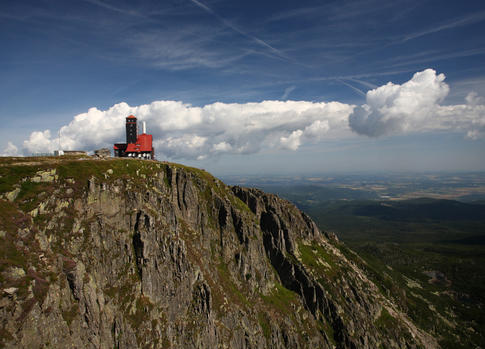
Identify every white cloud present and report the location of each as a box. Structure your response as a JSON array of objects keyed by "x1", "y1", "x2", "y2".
[
  {"x1": 1, "y1": 141, "x2": 20, "y2": 156},
  {"x1": 349, "y1": 69, "x2": 485, "y2": 138},
  {"x1": 465, "y1": 91, "x2": 485, "y2": 106},
  {"x1": 21, "y1": 100, "x2": 354, "y2": 159},
  {"x1": 435, "y1": 103, "x2": 485, "y2": 140},
  {"x1": 279, "y1": 130, "x2": 303, "y2": 150},
  {"x1": 18, "y1": 69, "x2": 485, "y2": 160},
  {"x1": 23, "y1": 130, "x2": 58, "y2": 154}
]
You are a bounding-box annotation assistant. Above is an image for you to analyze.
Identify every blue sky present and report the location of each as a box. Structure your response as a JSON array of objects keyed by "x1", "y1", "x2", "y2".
[{"x1": 1, "y1": 0, "x2": 484, "y2": 174}]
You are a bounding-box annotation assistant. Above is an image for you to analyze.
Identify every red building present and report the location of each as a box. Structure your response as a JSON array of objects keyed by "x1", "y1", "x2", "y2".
[{"x1": 114, "y1": 115, "x2": 155, "y2": 159}]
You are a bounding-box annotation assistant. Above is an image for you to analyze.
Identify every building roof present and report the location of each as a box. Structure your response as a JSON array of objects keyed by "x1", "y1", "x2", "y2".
[
  {"x1": 125, "y1": 134, "x2": 153, "y2": 153},
  {"x1": 113, "y1": 143, "x2": 127, "y2": 150},
  {"x1": 126, "y1": 115, "x2": 137, "y2": 119}
]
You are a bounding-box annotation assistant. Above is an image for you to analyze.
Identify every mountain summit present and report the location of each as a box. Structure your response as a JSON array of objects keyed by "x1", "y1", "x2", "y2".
[{"x1": 0, "y1": 157, "x2": 436, "y2": 348}]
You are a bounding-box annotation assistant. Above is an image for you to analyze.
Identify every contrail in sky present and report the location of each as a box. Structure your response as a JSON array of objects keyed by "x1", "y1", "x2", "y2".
[
  {"x1": 82, "y1": 0, "x2": 146, "y2": 18},
  {"x1": 336, "y1": 79, "x2": 366, "y2": 97},
  {"x1": 402, "y1": 11, "x2": 485, "y2": 42},
  {"x1": 348, "y1": 78, "x2": 378, "y2": 89},
  {"x1": 189, "y1": 0, "x2": 290, "y2": 60}
]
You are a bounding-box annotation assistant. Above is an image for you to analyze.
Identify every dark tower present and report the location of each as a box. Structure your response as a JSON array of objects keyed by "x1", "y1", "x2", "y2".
[
  {"x1": 115, "y1": 114, "x2": 154, "y2": 159},
  {"x1": 126, "y1": 115, "x2": 137, "y2": 144}
]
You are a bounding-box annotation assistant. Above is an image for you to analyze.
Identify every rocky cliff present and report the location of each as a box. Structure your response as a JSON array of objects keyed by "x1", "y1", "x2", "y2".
[{"x1": 0, "y1": 157, "x2": 437, "y2": 348}]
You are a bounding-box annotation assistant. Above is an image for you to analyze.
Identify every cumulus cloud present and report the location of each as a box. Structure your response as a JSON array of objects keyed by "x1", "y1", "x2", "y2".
[
  {"x1": 465, "y1": 91, "x2": 485, "y2": 106},
  {"x1": 1, "y1": 142, "x2": 20, "y2": 156},
  {"x1": 349, "y1": 69, "x2": 485, "y2": 138},
  {"x1": 16, "y1": 69, "x2": 485, "y2": 160},
  {"x1": 23, "y1": 130, "x2": 57, "y2": 154},
  {"x1": 435, "y1": 102, "x2": 485, "y2": 140},
  {"x1": 21, "y1": 100, "x2": 353, "y2": 159},
  {"x1": 349, "y1": 69, "x2": 449, "y2": 136}
]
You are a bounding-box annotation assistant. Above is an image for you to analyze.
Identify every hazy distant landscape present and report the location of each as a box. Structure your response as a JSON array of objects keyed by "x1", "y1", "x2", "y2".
[
  {"x1": 225, "y1": 172, "x2": 485, "y2": 348},
  {"x1": 223, "y1": 172, "x2": 485, "y2": 202}
]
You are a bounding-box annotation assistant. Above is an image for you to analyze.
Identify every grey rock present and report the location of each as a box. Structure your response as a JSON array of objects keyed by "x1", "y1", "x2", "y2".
[{"x1": 0, "y1": 160, "x2": 438, "y2": 349}]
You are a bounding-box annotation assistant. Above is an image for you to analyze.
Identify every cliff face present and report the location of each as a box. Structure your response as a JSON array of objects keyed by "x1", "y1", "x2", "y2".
[{"x1": 0, "y1": 157, "x2": 437, "y2": 348}]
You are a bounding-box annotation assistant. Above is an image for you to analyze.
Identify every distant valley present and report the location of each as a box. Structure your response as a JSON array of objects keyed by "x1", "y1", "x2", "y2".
[{"x1": 223, "y1": 172, "x2": 485, "y2": 202}]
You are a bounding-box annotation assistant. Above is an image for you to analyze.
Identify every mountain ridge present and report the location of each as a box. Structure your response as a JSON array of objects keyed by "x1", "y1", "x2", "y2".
[{"x1": 0, "y1": 157, "x2": 436, "y2": 348}]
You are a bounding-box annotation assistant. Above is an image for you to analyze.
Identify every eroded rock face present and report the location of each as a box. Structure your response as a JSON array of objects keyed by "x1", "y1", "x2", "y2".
[{"x1": 0, "y1": 159, "x2": 437, "y2": 348}]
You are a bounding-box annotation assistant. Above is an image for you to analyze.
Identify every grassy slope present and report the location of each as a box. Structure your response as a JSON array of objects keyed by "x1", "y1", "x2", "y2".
[{"x1": 265, "y1": 188, "x2": 485, "y2": 348}]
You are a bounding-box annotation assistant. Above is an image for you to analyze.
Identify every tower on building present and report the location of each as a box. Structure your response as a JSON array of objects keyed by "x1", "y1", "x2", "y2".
[
  {"x1": 114, "y1": 115, "x2": 155, "y2": 159},
  {"x1": 126, "y1": 115, "x2": 138, "y2": 144}
]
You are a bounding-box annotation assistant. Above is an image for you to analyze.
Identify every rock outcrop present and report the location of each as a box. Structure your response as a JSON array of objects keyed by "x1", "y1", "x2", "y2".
[{"x1": 0, "y1": 157, "x2": 437, "y2": 348}]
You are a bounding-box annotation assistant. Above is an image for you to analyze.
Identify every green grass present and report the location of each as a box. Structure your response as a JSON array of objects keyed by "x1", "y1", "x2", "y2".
[
  {"x1": 216, "y1": 260, "x2": 250, "y2": 308},
  {"x1": 298, "y1": 241, "x2": 339, "y2": 279},
  {"x1": 258, "y1": 312, "x2": 271, "y2": 340},
  {"x1": 375, "y1": 308, "x2": 398, "y2": 331},
  {"x1": 57, "y1": 159, "x2": 160, "y2": 190},
  {"x1": 260, "y1": 282, "x2": 298, "y2": 313},
  {"x1": 16, "y1": 181, "x2": 53, "y2": 212},
  {"x1": 229, "y1": 195, "x2": 252, "y2": 215},
  {"x1": 0, "y1": 163, "x2": 42, "y2": 193}
]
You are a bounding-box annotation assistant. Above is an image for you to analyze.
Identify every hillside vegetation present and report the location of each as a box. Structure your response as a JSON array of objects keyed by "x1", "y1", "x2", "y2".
[{"x1": 266, "y1": 186, "x2": 485, "y2": 348}]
